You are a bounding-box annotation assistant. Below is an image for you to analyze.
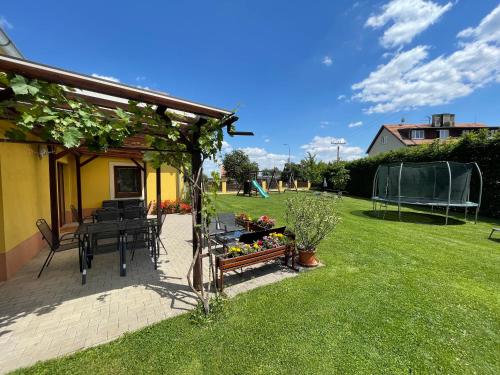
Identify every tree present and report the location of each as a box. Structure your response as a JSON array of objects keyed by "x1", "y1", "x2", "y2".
[
  {"x1": 222, "y1": 150, "x2": 258, "y2": 184},
  {"x1": 324, "y1": 162, "x2": 350, "y2": 190},
  {"x1": 300, "y1": 152, "x2": 322, "y2": 184},
  {"x1": 281, "y1": 162, "x2": 305, "y2": 183}
]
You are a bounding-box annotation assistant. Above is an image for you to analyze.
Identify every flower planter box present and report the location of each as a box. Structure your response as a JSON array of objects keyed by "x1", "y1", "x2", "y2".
[
  {"x1": 235, "y1": 217, "x2": 252, "y2": 231},
  {"x1": 216, "y1": 244, "x2": 296, "y2": 292},
  {"x1": 235, "y1": 218, "x2": 269, "y2": 232}
]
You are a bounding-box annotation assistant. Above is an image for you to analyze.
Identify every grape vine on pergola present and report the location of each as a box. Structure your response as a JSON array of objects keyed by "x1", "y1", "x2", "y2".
[{"x1": 0, "y1": 54, "x2": 253, "y2": 291}]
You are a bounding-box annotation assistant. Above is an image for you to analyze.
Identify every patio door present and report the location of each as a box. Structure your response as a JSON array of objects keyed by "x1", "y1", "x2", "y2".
[{"x1": 57, "y1": 163, "x2": 66, "y2": 226}]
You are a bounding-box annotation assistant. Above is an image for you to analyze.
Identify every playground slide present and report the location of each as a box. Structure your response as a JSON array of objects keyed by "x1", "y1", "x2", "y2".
[{"x1": 252, "y1": 180, "x2": 269, "y2": 198}]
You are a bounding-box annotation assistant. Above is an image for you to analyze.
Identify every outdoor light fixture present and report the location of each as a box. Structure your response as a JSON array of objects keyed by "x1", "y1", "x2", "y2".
[{"x1": 37, "y1": 144, "x2": 48, "y2": 159}]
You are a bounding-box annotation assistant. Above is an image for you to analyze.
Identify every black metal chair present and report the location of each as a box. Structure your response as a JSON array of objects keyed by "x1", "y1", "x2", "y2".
[
  {"x1": 124, "y1": 219, "x2": 158, "y2": 269},
  {"x1": 102, "y1": 200, "x2": 119, "y2": 209},
  {"x1": 156, "y1": 211, "x2": 168, "y2": 254},
  {"x1": 217, "y1": 212, "x2": 243, "y2": 232},
  {"x1": 95, "y1": 208, "x2": 120, "y2": 222},
  {"x1": 85, "y1": 222, "x2": 123, "y2": 276},
  {"x1": 36, "y1": 219, "x2": 79, "y2": 278},
  {"x1": 122, "y1": 199, "x2": 144, "y2": 208},
  {"x1": 123, "y1": 206, "x2": 145, "y2": 220}
]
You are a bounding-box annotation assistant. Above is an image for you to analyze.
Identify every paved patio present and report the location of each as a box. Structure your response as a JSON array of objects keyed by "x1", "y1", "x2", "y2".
[{"x1": 0, "y1": 214, "x2": 297, "y2": 373}]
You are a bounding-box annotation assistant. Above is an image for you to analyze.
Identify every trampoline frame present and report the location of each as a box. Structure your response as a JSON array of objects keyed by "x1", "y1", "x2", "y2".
[{"x1": 371, "y1": 161, "x2": 482, "y2": 225}]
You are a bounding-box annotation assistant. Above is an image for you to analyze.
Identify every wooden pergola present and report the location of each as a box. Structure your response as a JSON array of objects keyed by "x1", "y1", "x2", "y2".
[{"x1": 0, "y1": 54, "x2": 250, "y2": 289}]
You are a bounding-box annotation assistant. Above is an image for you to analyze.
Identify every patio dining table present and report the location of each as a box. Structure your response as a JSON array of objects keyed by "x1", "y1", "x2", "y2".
[
  {"x1": 213, "y1": 229, "x2": 250, "y2": 255},
  {"x1": 75, "y1": 218, "x2": 159, "y2": 285}
]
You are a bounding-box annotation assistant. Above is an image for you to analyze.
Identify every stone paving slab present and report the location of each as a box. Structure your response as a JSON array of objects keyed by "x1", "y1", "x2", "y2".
[{"x1": 0, "y1": 214, "x2": 298, "y2": 373}]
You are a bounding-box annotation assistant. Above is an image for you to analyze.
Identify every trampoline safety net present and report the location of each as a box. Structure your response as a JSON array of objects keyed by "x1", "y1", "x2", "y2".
[{"x1": 372, "y1": 161, "x2": 482, "y2": 224}]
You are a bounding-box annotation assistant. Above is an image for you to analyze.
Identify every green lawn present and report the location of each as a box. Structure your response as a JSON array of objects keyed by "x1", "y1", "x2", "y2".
[{"x1": 16, "y1": 193, "x2": 500, "y2": 374}]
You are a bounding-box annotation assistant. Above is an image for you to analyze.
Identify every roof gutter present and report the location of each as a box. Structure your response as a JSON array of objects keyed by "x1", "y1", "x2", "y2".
[{"x1": 0, "y1": 27, "x2": 23, "y2": 59}]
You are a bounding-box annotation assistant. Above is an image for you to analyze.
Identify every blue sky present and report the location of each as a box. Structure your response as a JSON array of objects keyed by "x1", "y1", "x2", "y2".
[{"x1": 1, "y1": 0, "x2": 499, "y2": 171}]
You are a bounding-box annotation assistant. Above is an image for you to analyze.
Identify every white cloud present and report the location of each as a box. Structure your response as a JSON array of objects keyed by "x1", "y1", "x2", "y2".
[
  {"x1": 320, "y1": 121, "x2": 330, "y2": 129},
  {"x1": 322, "y1": 56, "x2": 333, "y2": 66},
  {"x1": 264, "y1": 138, "x2": 271, "y2": 143},
  {"x1": 203, "y1": 158, "x2": 221, "y2": 175},
  {"x1": 240, "y1": 147, "x2": 291, "y2": 170},
  {"x1": 352, "y1": 4, "x2": 500, "y2": 113},
  {"x1": 300, "y1": 136, "x2": 364, "y2": 161},
  {"x1": 457, "y1": 4, "x2": 500, "y2": 44},
  {"x1": 337, "y1": 94, "x2": 346, "y2": 100},
  {"x1": 366, "y1": 0, "x2": 452, "y2": 48},
  {"x1": 348, "y1": 121, "x2": 363, "y2": 128},
  {"x1": 221, "y1": 140, "x2": 233, "y2": 153},
  {"x1": 91, "y1": 73, "x2": 120, "y2": 83},
  {"x1": 0, "y1": 16, "x2": 13, "y2": 30},
  {"x1": 135, "y1": 75, "x2": 146, "y2": 82},
  {"x1": 202, "y1": 140, "x2": 233, "y2": 175},
  {"x1": 203, "y1": 143, "x2": 289, "y2": 173}
]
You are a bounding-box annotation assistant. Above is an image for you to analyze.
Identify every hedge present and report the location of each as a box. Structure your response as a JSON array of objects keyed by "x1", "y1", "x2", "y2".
[{"x1": 345, "y1": 130, "x2": 500, "y2": 218}]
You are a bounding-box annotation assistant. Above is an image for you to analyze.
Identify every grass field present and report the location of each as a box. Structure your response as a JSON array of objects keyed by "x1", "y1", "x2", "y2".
[{"x1": 15, "y1": 193, "x2": 500, "y2": 374}]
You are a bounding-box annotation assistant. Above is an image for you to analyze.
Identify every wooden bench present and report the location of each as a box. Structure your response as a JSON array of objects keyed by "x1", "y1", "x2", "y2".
[
  {"x1": 215, "y1": 227, "x2": 296, "y2": 291},
  {"x1": 489, "y1": 228, "x2": 500, "y2": 239}
]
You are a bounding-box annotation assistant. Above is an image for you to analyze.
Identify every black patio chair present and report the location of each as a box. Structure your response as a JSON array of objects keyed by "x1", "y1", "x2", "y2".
[
  {"x1": 94, "y1": 208, "x2": 120, "y2": 222},
  {"x1": 70, "y1": 205, "x2": 94, "y2": 223},
  {"x1": 122, "y1": 199, "x2": 144, "y2": 208},
  {"x1": 204, "y1": 220, "x2": 225, "y2": 250},
  {"x1": 217, "y1": 212, "x2": 243, "y2": 232},
  {"x1": 36, "y1": 219, "x2": 79, "y2": 278},
  {"x1": 85, "y1": 221, "x2": 123, "y2": 275},
  {"x1": 124, "y1": 219, "x2": 158, "y2": 269},
  {"x1": 123, "y1": 206, "x2": 145, "y2": 220},
  {"x1": 102, "y1": 200, "x2": 119, "y2": 209},
  {"x1": 156, "y1": 211, "x2": 168, "y2": 254}
]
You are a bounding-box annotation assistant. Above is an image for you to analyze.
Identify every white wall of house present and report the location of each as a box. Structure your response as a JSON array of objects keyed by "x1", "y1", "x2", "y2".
[{"x1": 368, "y1": 128, "x2": 406, "y2": 157}]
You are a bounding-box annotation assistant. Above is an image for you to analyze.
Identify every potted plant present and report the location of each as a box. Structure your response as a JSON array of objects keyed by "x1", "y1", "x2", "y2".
[{"x1": 285, "y1": 194, "x2": 340, "y2": 267}]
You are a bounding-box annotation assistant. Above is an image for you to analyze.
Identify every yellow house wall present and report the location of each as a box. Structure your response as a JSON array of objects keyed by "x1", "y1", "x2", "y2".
[
  {"x1": 0, "y1": 145, "x2": 50, "y2": 251},
  {"x1": 0, "y1": 122, "x2": 51, "y2": 254},
  {"x1": 146, "y1": 164, "x2": 180, "y2": 204}
]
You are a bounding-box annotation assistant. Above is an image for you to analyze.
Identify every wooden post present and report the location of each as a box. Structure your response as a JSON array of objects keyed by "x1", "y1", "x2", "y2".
[
  {"x1": 156, "y1": 167, "x2": 161, "y2": 232},
  {"x1": 143, "y1": 162, "x2": 148, "y2": 207},
  {"x1": 48, "y1": 146, "x2": 59, "y2": 243},
  {"x1": 192, "y1": 123, "x2": 203, "y2": 291},
  {"x1": 75, "y1": 154, "x2": 83, "y2": 223}
]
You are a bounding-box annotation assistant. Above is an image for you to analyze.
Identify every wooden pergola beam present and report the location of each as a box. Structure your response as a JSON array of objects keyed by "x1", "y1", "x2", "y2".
[
  {"x1": 80, "y1": 155, "x2": 99, "y2": 167},
  {"x1": 0, "y1": 55, "x2": 233, "y2": 119}
]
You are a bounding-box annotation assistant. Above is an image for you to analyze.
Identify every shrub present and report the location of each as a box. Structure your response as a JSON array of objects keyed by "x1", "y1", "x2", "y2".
[
  {"x1": 323, "y1": 162, "x2": 350, "y2": 190},
  {"x1": 285, "y1": 194, "x2": 341, "y2": 252}
]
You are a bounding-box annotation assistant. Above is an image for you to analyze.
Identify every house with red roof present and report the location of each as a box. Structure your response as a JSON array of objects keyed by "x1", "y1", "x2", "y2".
[{"x1": 367, "y1": 113, "x2": 498, "y2": 157}]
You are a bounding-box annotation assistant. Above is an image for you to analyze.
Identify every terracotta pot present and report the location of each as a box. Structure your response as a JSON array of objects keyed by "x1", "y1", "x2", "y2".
[{"x1": 298, "y1": 249, "x2": 319, "y2": 267}]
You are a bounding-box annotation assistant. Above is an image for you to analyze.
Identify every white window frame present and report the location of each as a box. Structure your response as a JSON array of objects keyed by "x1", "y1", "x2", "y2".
[
  {"x1": 109, "y1": 161, "x2": 145, "y2": 200},
  {"x1": 438, "y1": 129, "x2": 449, "y2": 139},
  {"x1": 411, "y1": 129, "x2": 425, "y2": 140},
  {"x1": 381, "y1": 135, "x2": 387, "y2": 145}
]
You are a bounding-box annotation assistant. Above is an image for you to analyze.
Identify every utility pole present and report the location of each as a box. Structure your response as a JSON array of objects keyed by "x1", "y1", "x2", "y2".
[
  {"x1": 331, "y1": 139, "x2": 346, "y2": 162},
  {"x1": 283, "y1": 143, "x2": 291, "y2": 166},
  {"x1": 283, "y1": 143, "x2": 294, "y2": 189}
]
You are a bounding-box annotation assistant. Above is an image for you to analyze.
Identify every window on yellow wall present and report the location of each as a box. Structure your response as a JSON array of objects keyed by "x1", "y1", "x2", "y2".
[{"x1": 114, "y1": 166, "x2": 141, "y2": 198}]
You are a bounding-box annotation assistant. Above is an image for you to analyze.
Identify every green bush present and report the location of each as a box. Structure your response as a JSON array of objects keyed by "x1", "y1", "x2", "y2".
[
  {"x1": 345, "y1": 130, "x2": 500, "y2": 217},
  {"x1": 285, "y1": 194, "x2": 341, "y2": 252}
]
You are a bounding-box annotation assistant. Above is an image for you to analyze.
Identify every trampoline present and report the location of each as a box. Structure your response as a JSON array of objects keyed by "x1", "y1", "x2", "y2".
[{"x1": 372, "y1": 161, "x2": 482, "y2": 224}]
